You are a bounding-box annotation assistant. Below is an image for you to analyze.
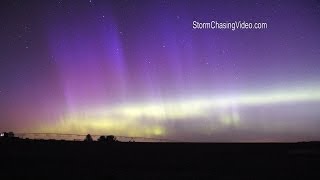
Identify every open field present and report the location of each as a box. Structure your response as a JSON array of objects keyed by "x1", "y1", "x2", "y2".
[{"x1": 1, "y1": 140, "x2": 320, "y2": 179}]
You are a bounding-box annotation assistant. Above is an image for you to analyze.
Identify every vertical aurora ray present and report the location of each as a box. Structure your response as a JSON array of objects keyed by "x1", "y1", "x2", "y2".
[
  {"x1": 100, "y1": 14, "x2": 128, "y2": 102},
  {"x1": 48, "y1": 6, "x2": 129, "y2": 112}
]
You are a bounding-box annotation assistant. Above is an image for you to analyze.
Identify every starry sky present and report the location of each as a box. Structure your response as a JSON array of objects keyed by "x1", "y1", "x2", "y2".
[{"x1": 1, "y1": 0, "x2": 320, "y2": 142}]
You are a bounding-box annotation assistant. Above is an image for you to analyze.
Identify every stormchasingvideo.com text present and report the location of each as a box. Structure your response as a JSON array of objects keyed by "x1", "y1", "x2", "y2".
[{"x1": 193, "y1": 20, "x2": 268, "y2": 31}]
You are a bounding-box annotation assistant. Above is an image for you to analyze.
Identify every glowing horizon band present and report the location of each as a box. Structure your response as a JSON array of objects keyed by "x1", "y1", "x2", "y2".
[
  {"x1": 92, "y1": 87, "x2": 320, "y2": 119},
  {"x1": 36, "y1": 87, "x2": 320, "y2": 137}
]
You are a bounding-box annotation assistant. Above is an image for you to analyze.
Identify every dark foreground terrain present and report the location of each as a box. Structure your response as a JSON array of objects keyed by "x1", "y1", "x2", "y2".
[{"x1": 1, "y1": 139, "x2": 320, "y2": 179}]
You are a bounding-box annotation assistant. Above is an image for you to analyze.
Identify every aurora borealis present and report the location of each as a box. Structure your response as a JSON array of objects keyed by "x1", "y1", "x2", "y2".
[{"x1": 1, "y1": 0, "x2": 320, "y2": 141}]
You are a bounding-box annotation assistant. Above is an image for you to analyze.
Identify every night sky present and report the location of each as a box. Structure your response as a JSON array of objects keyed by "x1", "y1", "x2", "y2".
[{"x1": 1, "y1": 0, "x2": 320, "y2": 142}]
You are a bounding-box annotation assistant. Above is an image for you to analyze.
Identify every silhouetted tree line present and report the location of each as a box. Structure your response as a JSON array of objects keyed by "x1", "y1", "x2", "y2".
[
  {"x1": 98, "y1": 135, "x2": 118, "y2": 143},
  {"x1": 0, "y1": 131, "x2": 20, "y2": 141},
  {"x1": 84, "y1": 134, "x2": 118, "y2": 143},
  {"x1": 1, "y1": 132, "x2": 15, "y2": 138},
  {"x1": 1, "y1": 132, "x2": 120, "y2": 143}
]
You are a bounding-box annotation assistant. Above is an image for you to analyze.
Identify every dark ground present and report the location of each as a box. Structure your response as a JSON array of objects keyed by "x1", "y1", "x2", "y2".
[{"x1": 0, "y1": 139, "x2": 320, "y2": 179}]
